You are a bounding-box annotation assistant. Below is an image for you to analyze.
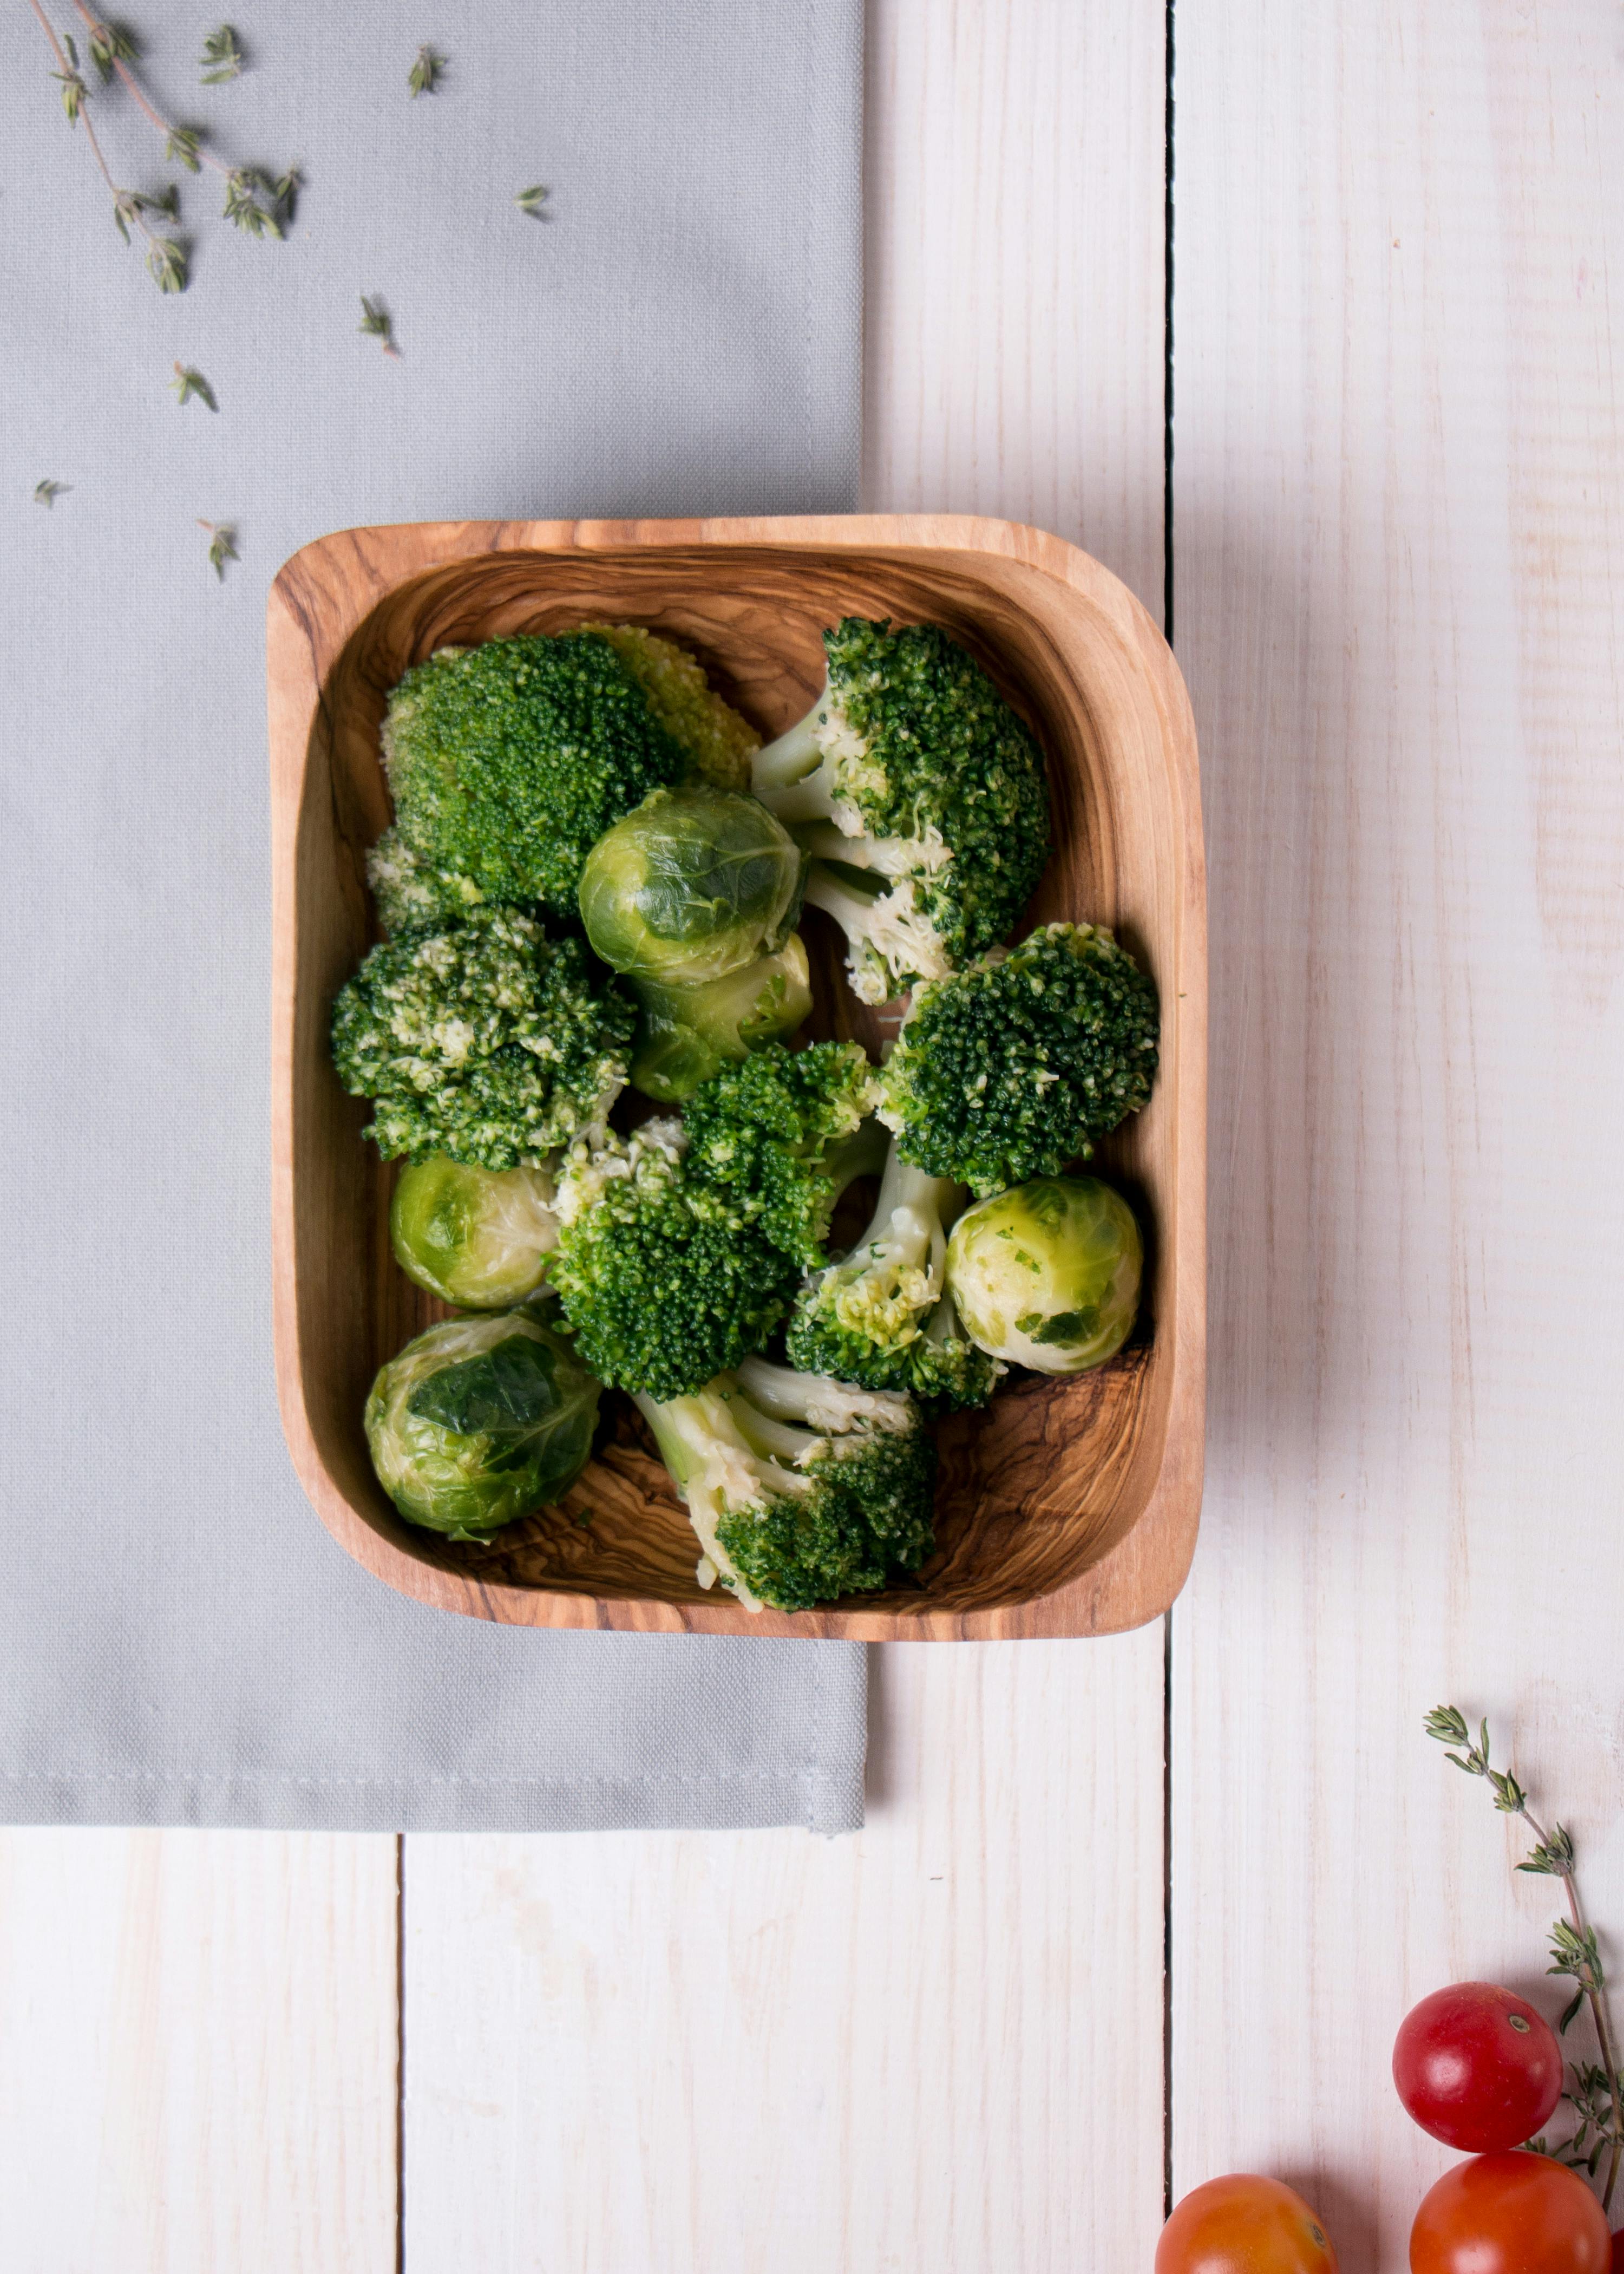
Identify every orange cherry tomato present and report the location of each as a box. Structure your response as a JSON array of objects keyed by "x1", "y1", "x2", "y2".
[
  {"x1": 1156, "y1": 2173, "x2": 1341, "y2": 2273},
  {"x1": 1410, "y1": 2152, "x2": 1611, "y2": 2273}
]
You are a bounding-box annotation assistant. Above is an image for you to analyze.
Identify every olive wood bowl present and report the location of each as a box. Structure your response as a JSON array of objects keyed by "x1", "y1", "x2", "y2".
[{"x1": 268, "y1": 514, "x2": 1205, "y2": 1638}]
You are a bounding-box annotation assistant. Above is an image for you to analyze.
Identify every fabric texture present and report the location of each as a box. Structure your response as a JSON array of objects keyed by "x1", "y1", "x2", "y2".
[{"x1": 0, "y1": 0, "x2": 866, "y2": 1833}]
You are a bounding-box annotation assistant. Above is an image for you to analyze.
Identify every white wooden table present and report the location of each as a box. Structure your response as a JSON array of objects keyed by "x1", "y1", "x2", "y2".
[{"x1": 4, "y1": 5, "x2": 1620, "y2": 2266}]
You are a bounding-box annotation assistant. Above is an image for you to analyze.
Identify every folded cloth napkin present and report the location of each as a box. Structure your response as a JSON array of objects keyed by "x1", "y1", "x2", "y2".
[{"x1": 0, "y1": 0, "x2": 866, "y2": 1833}]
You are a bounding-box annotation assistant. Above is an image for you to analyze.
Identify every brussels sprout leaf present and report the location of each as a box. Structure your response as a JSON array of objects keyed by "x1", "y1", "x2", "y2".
[{"x1": 407, "y1": 1335, "x2": 558, "y2": 1437}]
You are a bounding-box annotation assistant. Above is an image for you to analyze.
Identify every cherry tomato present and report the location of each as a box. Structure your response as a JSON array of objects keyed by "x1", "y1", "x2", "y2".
[
  {"x1": 1612, "y1": 2229, "x2": 1624, "y2": 2272},
  {"x1": 1410, "y1": 2152, "x2": 1610, "y2": 2274},
  {"x1": 1156, "y1": 2173, "x2": 1340, "y2": 2273},
  {"x1": 1393, "y1": 1982, "x2": 1564, "y2": 2150}
]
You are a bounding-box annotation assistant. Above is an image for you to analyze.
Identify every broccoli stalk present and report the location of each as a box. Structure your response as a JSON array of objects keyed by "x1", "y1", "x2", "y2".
[
  {"x1": 798, "y1": 862, "x2": 954, "y2": 1007},
  {"x1": 635, "y1": 1355, "x2": 937, "y2": 1613},
  {"x1": 749, "y1": 618, "x2": 1051, "y2": 1003},
  {"x1": 786, "y1": 1136, "x2": 1001, "y2": 1409}
]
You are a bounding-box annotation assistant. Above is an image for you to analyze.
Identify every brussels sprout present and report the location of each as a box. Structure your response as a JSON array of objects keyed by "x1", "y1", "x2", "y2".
[
  {"x1": 577, "y1": 786, "x2": 807, "y2": 984},
  {"x1": 627, "y1": 933, "x2": 814, "y2": 1103},
  {"x1": 390, "y1": 1156, "x2": 559, "y2": 1309},
  {"x1": 364, "y1": 1308, "x2": 601, "y2": 1539},
  {"x1": 944, "y1": 1175, "x2": 1142, "y2": 1374}
]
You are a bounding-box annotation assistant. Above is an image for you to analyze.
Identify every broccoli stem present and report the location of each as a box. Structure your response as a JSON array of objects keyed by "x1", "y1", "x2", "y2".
[
  {"x1": 751, "y1": 686, "x2": 831, "y2": 792},
  {"x1": 799, "y1": 865, "x2": 951, "y2": 1003},
  {"x1": 848, "y1": 1143, "x2": 962, "y2": 1296},
  {"x1": 732, "y1": 1354, "x2": 913, "y2": 1438}
]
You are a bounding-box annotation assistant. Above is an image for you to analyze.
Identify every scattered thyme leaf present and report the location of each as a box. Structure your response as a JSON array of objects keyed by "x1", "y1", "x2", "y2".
[
  {"x1": 199, "y1": 24, "x2": 245, "y2": 82},
  {"x1": 33, "y1": 480, "x2": 70, "y2": 507},
  {"x1": 223, "y1": 165, "x2": 283, "y2": 236},
  {"x1": 198, "y1": 519, "x2": 238, "y2": 579},
  {"x1": 170, "y1": 362, "x2": 218, "y2": 410},
  {"x1": 408, "y1": 44, "x2": 445, "y2": 96},
  {"x1": 147, "y1": 236, "x2": 187, "y2": 291},
  {"x1": 358, "y1": 295, "x2": 400, "y2": 357},
  {"x1": 514, "y1": 183, "x2": 549, "y2": 218}
]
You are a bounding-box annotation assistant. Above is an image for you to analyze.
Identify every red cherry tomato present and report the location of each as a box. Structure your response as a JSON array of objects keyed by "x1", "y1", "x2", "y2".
[
  {"x1": 1394, "y1": 1982, "x2": 1564, "y2": 2150},
  {"x1": 1156, "y1": 2174, "x2": 1340, "y2": 2273},
  {"x1": 1410, "y1": 2152, "x2": 1610, "y2": 2273}
]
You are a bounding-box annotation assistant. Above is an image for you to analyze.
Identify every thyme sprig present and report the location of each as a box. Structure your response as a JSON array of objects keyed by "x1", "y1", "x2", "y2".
[
  {"x1": 198, "y1": 519, "x2": 237, "y2": 579},
  {"x1": 1426, "y1": 1706, "x2": 1623, "y2": 2210},
  {"x1": 198, "y1": 24, "x2": 243, "y2": 82},
  {"x1": 171, "y1": 362, "x2": 217, "y2": 409},
  {"x1": 29, "y1": 2, "x2": 298, "y2": 283},
  {"x1": 26, "y1": 1, "x2": 187, "y2": 286},
  {"x1": 408, "y1": 44, "x2": 444, "y2": 97},
  {"x1": 358, "y1": 296, "x2": 400, "y2": 357},
  {"x1": 34, "y1": 480, "x2": 70, "y2": 506}
]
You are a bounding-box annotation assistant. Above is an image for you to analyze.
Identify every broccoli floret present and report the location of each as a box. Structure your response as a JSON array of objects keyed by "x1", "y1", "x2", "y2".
[
  {"x1": 377, "y1": 633, "x2": 691, "y2": 924},
  {"x1": 751, "y1": 618, "x2": 1051, "y2": 1002},
  {"x1": 585, "y1": 624, "x2": 760, "y2": 792},
  {"x1": 549, "y1": 1120, "x2": 800, "y2": 1400},
  {"x1": 330, "y1": 903, "x2": 634, "y2": 1169},
  {"x1": 786, "y1": 1134, "x2": 1003, "y2": 1409},
  {"x1": 680, "y1": 1040, "x2": 884, "y2": 1268},
  {"x1": 365, "y1": 826, "x2": 488, "y2": 936},
  {"x1": 634, "y1": 1354, "x2": 937, "y2": 1612},
  {"x1": 879, "y1": 922, "x2": 1159, "y2": 1195}
]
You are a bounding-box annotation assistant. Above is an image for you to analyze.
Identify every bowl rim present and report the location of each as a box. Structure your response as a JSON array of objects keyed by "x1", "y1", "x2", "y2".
[{"x1": 267, "y1": 511, "x2": 1206, "y2": 1640}]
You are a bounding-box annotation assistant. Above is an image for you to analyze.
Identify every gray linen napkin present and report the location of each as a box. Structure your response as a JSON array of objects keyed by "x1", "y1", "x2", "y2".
[{"x1": 0, "y1": 0, "x2": 866, "y2": 1832}]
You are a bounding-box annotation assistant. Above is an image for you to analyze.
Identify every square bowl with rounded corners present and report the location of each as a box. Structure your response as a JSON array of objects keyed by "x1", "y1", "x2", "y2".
[{"x1": 268, "y1": 513, "x2": 1204, "y2": 1639}]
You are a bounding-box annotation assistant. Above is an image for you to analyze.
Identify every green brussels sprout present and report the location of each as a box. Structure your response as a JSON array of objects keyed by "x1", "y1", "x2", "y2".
[
  {"x1": 627, "y1": 932, "x2": 814, "y2": 1103},
  {"x1": 364, "y1": 1308, "x2": 601, "y2": 1539},
  {"x1": 390, "y1": 1156, "x2": 559, "y2": 1309},
  {"x1": 944, "y1": 1175, "x2": 1142, "y2": 1374},
  {"x1": 577, "y1": 786, "x2": 807, "y2": 984}
]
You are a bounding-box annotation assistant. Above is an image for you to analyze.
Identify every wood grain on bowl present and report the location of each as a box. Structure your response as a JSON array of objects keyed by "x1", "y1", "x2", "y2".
[{"x1": 267, "y1": 514, "x2": 1205, "y2": 1637}]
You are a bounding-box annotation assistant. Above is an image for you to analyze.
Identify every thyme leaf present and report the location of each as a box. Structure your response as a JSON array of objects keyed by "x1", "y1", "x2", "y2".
[
  {"x1": 358, "y1": 295, "x2": 401, "y2": 357},
  {"x1": 170, "y1": 362, "x2": 217, "y2": 410},
  {"x1": 408, "y1": 44, "x2": 445, "y2": 96},
  {"x1": 198, "y1": 519, "x2": 238, "y2": 579},
  {"x1": 198, "y1": 24, "x2": 245, "y2": 82},
  {"x1": 514, "y1": 183, "x2": 549, "y2": 218},
  {"x1": 34, "y1": 480, "x2": 70, "y2": 507}
]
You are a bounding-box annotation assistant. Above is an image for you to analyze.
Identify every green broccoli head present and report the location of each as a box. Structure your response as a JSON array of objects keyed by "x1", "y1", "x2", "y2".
[
  {"x1": 680, "y1": 1039, "x2": 884, "y2": 1268},
  {"x1": 330, "y1": 903, "x2": 634, "y2": 1169},
  {"x1": 879, "y1": 921, "x2": 1159, "y2": 1195},
  {"x1": 549, "y1": 1121, "x2": 800, "y2": 1400},
  {"x1": 634, "y1": 1355, "x2": 938, "y2": 1612},
  {"x1": 585, "y1": 624, "x2": 761, "y2": 793},
  {"x1": 751, "y1": 618, "x2": 1051, "y2": 1001},
  {"x1": 377, "y1": 633, "x2": 691, "y2": 922},
  {"x1": 786, "y1": 1136, "x2": 1003, "y2": 1409}
]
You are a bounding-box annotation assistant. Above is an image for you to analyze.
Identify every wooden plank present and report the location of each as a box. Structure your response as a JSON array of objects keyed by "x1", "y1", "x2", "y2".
[
  {"x1": 0, "y1": 1831, "x2": 398, "y2": 2273},
  {"x1": 402, "y1": 4, "x2": 1174, "y2": 2266},
  {"x1": 1170, "y1": 3, "x2": 1624, "y2": 2261},
  {"x1": 402, "y1": 1639, "x2": 1167, "y2": 2271},
  {"x1": 863, "y1": 0, "x2": 1167, "y2": 618}
]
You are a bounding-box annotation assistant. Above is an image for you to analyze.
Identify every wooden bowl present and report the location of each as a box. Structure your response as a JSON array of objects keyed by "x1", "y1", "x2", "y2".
[{"x1": 268, "y1": 514, "x2": 1204, "y2": 1638}]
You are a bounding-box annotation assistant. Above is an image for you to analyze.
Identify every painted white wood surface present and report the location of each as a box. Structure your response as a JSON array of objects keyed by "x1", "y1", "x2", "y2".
[
  {"x1": 401, "y1": 1641, "x2": 1165, "y2": 2272},
  {"x1": 398, "y1": 4, "x2": 1173, "y2": 2269},
  {"x1": 0, "y1": 1831, "x2": 397, "y2": 2272},
  {"x1": 1171, "y1": 3, "x2": 1624, "y2": 2267}
]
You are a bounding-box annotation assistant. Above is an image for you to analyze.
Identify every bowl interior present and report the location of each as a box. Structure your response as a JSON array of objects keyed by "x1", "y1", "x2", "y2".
[{"x1": 289, "y1": 538, "x2": 1184, "y2": 1619}]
